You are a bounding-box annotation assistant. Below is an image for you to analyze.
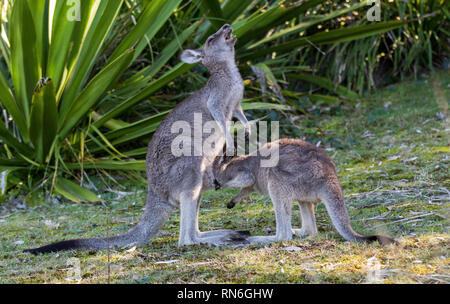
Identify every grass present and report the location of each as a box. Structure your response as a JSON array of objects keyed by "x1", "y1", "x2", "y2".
[{"x1": 0, "y1": 71, "x2": 448, "y2": 284}]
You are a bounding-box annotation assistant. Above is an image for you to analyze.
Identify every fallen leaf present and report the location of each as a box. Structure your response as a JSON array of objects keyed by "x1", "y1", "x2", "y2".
[
  {"x1": 282, "y1": 246, "x2": 303, "y2": 252},
  {"x1": 126, "y1": 246, "x2": 137, "y2": 253},
  {"x1": 154, "y1": 259, "x2": 179, "y2": 265},
  {"x1": 190, "y1": 262, "x2": 212, "y2": 267},
  {"x1": 44, "y1": 220, "x2": 60, "y2": 229},
  {"x1": 361, "y1": 130, "x2": 374, "y2": 138},
  {"x1": 402, "y1": 157, "x2": 418, "y2": 163},
  {"x1": 387, "y1": 155, "x2": 400, "y2": 161}
]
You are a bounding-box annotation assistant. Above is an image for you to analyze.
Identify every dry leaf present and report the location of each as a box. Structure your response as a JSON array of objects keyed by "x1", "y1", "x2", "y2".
[
  {"x1": 282, "y1": 246, "x2": 303, "y2": 252},
  {"x1": 44, "y1": 220, "x2": 60, "y2": 229},
  {"x1": 154, "y1": 259, "x2": 179, "y2": 265}
]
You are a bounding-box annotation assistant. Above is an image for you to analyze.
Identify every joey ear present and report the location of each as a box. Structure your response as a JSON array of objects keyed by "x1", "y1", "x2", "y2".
[{"x1": 179, "y1": 49, "x2": 203, "y2": 64}]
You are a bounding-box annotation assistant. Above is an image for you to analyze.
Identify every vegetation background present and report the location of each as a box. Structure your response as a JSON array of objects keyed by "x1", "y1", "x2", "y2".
[{"x1": 0, "y1": 0, "x2": 448, "y2": 283}]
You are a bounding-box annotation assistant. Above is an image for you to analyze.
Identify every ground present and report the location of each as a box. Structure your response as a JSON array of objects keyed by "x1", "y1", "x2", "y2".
[{"x1": 0, "y1": 71, "x2": 448, "y2": 284}]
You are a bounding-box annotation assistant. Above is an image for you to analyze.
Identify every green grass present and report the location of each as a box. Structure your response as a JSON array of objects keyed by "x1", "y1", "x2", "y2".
[{"x1": 0, "y1": 71, "x2": 448, "y2": 284}]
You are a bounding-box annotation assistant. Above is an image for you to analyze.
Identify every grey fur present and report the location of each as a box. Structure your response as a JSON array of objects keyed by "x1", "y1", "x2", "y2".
[
  {"x1": 214, "y1": 138, "x2": 396, "y2": 246},
  {"x1": 24, "y1": 24, "x2": 250, "y2": 254}
]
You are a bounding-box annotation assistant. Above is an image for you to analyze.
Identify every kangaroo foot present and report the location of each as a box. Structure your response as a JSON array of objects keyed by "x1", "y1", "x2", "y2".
[
  {"x1": 246, "y1": 235, "x2": 278, "y2": 244},
  {"x1": 200, "y1": 230, "x2": 250, "y2": 246},
  {"x1": 293, "y1": 228, "x2": 317, "y2": 238},
  {"x1": 203, "y1": 230, "x2": 250, "y2": 238}
]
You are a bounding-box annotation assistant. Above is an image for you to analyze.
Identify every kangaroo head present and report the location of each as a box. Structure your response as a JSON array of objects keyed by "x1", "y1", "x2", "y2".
[{"x1": 180, "y1": 24, "x2": 236, "y2": 69}]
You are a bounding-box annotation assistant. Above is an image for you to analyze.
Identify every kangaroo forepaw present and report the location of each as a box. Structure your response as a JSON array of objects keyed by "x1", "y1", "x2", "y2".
[
  {"x1": 225, "y1": 142, "x2": 236, "y2": 156},
  {"x1": 244, "y1": 129, "x2": 250, "y2": 142},
  {"x1": 214, "y1": 179, "x2": 221, "y2": 190}
]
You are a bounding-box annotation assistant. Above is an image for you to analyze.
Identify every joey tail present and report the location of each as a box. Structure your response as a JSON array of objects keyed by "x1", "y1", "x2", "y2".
[
  {"x1": 320, "y1": 183, "x2": 397, "y2": 246},
  {"x1": 23, "y1": 192, "x2": 173, "y2": 254}
]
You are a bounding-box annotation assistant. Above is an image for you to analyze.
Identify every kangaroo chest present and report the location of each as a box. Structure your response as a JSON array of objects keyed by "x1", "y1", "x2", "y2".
[{"x1": 222, "y1": 81, "x2": 243, "y2": 118}]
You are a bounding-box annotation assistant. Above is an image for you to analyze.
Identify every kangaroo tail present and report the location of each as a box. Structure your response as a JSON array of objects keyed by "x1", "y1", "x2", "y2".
[
  {"x1": 320, "y1": 181, "x2": 396, "y2": 246},
  {"x1": 23, "y1": 192, "x2": 174, "y2": 254}
]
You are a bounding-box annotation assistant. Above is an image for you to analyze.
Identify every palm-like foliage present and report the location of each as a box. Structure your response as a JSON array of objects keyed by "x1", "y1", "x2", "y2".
[
  {"x1": 0, "y1": 0, "x2": 410, "y2": 202},
  {"x1": 302, "y1": 0, "x2": 449, "y2": 93}
]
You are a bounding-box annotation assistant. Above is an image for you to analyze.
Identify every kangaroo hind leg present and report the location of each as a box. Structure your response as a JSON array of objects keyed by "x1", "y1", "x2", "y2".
[
  {"x1": 293, "y1": 201, "x2": 318, "y2": 238},
  {"x1": 248, "y1": 188, "x2": 293, "y2": 244},
  {"x1": 177, "y1": 173, "x2": 249, "y2": 246}
]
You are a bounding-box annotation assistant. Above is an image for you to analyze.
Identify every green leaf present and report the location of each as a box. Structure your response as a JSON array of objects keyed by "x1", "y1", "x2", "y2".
[
  {"x1": 91, "y1": 111, "x2": 130, "y2": 131},
  {"x1": 89, "y1": 125, "x2": 128, "y2": 159},
  {"x1": 287, "y1": 73, "x2": 359, "y2": 99},
  {"x1": 235, "y1": 0, "x2": 326, "y2": 45},
  {"x1": 26, "y1": 0, "x2": 48, "y2": 75},
  {"x1": 252, "y1": 63, "x2": 287, "y2": 104},
  {"x1": 93, "y1": 62, "x2": 192, "y2": 128},
  {"x1": 307, "y1": 94, "x2": 351, "y2": 104},
  {"x1": 109, "y1": 0, "x2": 183, "y2": 63},
  {"x1": 241, "y1": 101, "x2": 291, "y2": 111},
  {"x1": 59, "y1": 48, "x2": 135, "y2": 140},
  {"x1": 100, "y1": 110, "x2": 170, "y2": 143},
  {"x1": 9, "y1": 0, "x2": 40, "y2": 126},
  {"x1": 46, "y1": 0, "x2": 78, "y2": 93},
  {"x1": 248, "y1": 1, "x2": 367, "y2": 49},
  {"x1": 123, "y1": 147, "x2": 148, "y2": 158},
  {"x1": 65, "y1": 160, "x2": 146, "y2": 171},
  {"x1": 0, "y1": 159, "x2": 27, "y2": 169},
  {"x1": 0, "y1": 67, "x2": 28, "y2": 141},
  {"x1": 0, "y1": 169, "x2": 13, "y2": 198},
  {"x1": 59, "y1": 1, "x2": 124, "y2": 115},
  {"x1": 54, "y1": 177, "x2": 100, "y2": 203},
  {"x1": 0, "y1": 122, "x2": 32, "y2": 157},
  {"x1": 241, "y1": 20, "x2": 408, "y2": 60},
  {"x1": 29, "y1": 78, "x2": 58, "y2": 163},
  {"x1": 222, "y1": 0, "x2": 254, "y2": 22},
  {"x1": 122, "y1": 20, "x2": 201, "y2": 87},
  {"x1": 200, "y1": 0, "x2": 225, "y2": 29},
  {"x1": 233, "y1": 3, "x2": 286, "y2": 38}
]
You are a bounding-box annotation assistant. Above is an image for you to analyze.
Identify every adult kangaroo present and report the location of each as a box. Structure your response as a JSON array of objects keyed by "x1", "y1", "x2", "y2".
[{"x1": 24, "y1": 24, "x2": 250, "y2": 254}]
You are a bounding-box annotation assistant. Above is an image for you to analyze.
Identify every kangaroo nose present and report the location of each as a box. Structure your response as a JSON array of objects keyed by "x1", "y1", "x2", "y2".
[{"x1": 222, "y1": 24, "x2": 231, "y2": 30}]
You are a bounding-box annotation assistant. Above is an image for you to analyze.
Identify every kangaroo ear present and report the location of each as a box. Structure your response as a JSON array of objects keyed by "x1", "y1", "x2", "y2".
[{"x1": 180, "y1": 49, "x2": 203, "y2": 64}]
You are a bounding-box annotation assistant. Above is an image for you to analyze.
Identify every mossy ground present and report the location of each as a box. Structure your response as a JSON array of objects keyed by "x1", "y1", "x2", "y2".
[{"x1": 0, "y1": 71, "x2": 448, "y2": 284}]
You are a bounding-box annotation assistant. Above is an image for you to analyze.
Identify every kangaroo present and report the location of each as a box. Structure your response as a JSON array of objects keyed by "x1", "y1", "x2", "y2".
[
  {"x1": 24, "y1": 24, "x2": 251, "y2": 254},
  {"x1": 213, "y1": 138, "x2": 396, "y2": 246}
]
